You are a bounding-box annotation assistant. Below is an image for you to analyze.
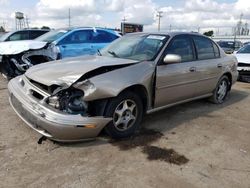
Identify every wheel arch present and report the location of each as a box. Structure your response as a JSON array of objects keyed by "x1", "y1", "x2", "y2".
[
  {"x1": 222, "y1": 72, "x2": 232, "y2": 90},
  {"x1": 118, "y1": 84, "x2": 149, "y2": 114}
]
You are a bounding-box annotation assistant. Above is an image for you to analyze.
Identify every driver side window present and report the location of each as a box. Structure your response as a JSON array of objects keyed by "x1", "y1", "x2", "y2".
[
  {"x1": 166, "y1": 36, "x2": 195, "y2": 62},
  {"x1": 61, "y1": 30, "x2": 92, "y2": 44}
]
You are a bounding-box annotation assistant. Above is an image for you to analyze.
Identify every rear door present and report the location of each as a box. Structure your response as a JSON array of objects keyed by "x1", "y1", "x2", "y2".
[
  {"x1": 155, "y1": 34, "x2": 199, "y2": 107},
  {"x1": 191, "y1": 35, "x2": 223, "y2": 96},
  {"x1": 90, "y1": 30, "x2": 119, "y2": 53},
  {"x1": 58, "y1": 30, "x2": 93, "y2": 58}
]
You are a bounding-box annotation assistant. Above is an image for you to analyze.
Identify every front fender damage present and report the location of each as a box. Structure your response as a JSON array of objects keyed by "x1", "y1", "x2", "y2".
[{"x1": 46, "y1": 62, "x2": 140, "y2": 116}]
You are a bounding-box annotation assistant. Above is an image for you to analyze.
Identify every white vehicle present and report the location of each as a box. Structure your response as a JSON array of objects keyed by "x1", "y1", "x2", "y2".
[{"x1": 235, "y1": 44, "x2": 250, "y2": 82}]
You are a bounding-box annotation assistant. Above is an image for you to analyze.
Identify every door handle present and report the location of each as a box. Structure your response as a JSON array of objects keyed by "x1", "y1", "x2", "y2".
[
  {"x1": 217, "y1": 63, "x2": 223, "y2": 68},
  {"x1": 189, "y1": 67, "x2": 196, "y2": 72},
  {"x1": 61, "y1": 45, "x2": 66, "y2": 48}
]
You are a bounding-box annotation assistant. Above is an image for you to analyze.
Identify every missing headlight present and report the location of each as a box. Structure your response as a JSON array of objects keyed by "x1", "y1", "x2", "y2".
[{"x1": 48, "y1": 89, "x2": 87, "y2": 115}]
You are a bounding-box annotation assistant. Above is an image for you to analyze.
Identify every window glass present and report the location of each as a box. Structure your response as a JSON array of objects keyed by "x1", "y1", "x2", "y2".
[
  {"x1": 62, "y1": 30, "x2": 93, "y2": 44},
  {"x1": 217, "y1": 41, "x2": 234, "y2": 48},
  {"x1": 30, "y1": 31, "x2": 48, "y2": 39},
  {"x1": 8, "y1": 31, "x2": 29, "y2": 41},
  {"x1": 237, "y1": 45, "x2": 250, "y2": 53},
  {"x1": 193, "y1": 36, "x2": 215, "y2": 60},
  {"x1": 166, "y1": 36, "x2": 195, "y2": 62},
  {"x1": 92, "y1": 30, "x2": 118, "y2": 43},
  {"x1": 101, "y1": 34, "x2": 168, "y2": 61},
  {"x1": 36, "y1": 30, "x2": 68, "y2": 42},
  {"x1": 213, "y1": 43, "x2": 220, "y2": 58}
]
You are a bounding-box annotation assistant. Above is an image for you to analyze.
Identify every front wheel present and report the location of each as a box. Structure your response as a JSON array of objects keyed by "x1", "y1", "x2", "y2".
[
  {"x1": 210, "y1": 75, "x2": 230, "y2": 104},
  {"x1": 104, "y1": 91, "x2": 143, "y2": 139}
]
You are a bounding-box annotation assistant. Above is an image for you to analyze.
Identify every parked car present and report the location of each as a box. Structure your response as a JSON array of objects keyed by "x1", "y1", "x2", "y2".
[
  {"x1": 0, "y1": 29, "x2": 49, "y2": 42},
  {"x1": 8, "y1": 32, "x2": 238, "y2": 142},
  {"x1": 0, "y1": 27, "x2": 120, "y2": 79},
  {"x1": 234, "y1": 44, "x2": 250, "y2": 82},
  {"x1": 243, "y1": 41, "x2": 250, "y2": 46},
  {"x1": 217, "y1": 40, "x2": 243, "y2": 54}
]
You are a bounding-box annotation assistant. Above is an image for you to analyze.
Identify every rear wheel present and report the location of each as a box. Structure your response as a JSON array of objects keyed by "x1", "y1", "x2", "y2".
[
  {"x1": 210, "y1": 75, "x2": 230, "y2": 104},
  {"x1": 104, "y1": 91, "x2": 143, "y2": 139}
]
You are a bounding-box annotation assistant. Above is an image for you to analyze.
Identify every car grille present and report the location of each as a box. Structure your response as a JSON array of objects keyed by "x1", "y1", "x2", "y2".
[
  {"x1": 28, "y1": 78, "x2": 59, "y2": 94},
  {"x1": 238, "y1": 63, "x2": 250, "y2": 67}
]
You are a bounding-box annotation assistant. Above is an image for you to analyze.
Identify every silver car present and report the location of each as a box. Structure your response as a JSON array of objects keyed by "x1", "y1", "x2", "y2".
[{"x1": 8, "y1": 32, "x2": 238, "y2": 142}]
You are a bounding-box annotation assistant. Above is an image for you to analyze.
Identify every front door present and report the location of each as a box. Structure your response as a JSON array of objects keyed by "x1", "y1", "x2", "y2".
[{"x1": 155, "y1": 35, "x2": 199, "y2": 107}]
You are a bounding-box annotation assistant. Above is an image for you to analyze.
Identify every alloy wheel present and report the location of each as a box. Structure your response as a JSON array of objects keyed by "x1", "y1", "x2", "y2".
[{"x1": 113, "y1": 99, "x2": 138, "y2": 131}]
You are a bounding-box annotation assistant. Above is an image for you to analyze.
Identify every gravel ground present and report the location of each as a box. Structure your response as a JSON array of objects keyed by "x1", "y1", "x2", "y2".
[{"x1": 0, "y1": 77, "x2": 250, "y2": 188}]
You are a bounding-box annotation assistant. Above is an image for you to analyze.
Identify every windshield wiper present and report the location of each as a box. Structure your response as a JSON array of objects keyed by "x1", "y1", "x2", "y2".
[
  {"x1": 97, "y1": 49, "x2": 102, "y2": 56},
  {"x1": 108, "y1": 50, "x2": 119, "y2": 57}
]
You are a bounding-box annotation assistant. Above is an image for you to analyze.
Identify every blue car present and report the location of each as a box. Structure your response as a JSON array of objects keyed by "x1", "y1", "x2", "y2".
[{"x1": 0, "y1": 27, "x2": 121, "y2": 79}]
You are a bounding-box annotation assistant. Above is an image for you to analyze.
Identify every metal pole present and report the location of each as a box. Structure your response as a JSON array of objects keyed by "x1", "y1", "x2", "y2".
[
  {"x1": 68, "y1": 8, "x2": 71, "y2": 28},
  {"x1": 122, "y1": 16, "x2": 127, "y2": 35},
  {"x1": 156, "y1": 11, "x2": 163, "y2": 32}
]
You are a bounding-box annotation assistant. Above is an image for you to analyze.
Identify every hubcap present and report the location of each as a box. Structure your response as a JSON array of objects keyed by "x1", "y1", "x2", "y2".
[
  {"x1": 217, "y1": 80, "x2": 228, "y2": 102},
  {"x1": 113, "y1": 99, "x2": 137, "y2": 131}
]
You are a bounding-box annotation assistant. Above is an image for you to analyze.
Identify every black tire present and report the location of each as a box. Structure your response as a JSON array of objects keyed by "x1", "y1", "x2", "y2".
[
  {"x1": 104, "y1": 91, "x2": 143, "y2": 139},
  {"x1": 209, "y1": 75, "x2": 230, "y2": 104}
]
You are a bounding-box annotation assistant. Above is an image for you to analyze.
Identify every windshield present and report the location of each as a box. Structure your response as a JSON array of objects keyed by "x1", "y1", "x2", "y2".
[
  {"x1": 100, "y1": 34, "x2": 169, "y2": 61},
  {"x1": 0, "y1": 32, "x2": 12, "y2": 42},
  {"x1": 35, "y1": 30, "x2": 68, "y2": 42},
  {"x1": 218, "y1": 41, "x2": 234, "y2": 48},
  {"x1": 237, "y1": 45, "x2": 250, "y2": 54}
]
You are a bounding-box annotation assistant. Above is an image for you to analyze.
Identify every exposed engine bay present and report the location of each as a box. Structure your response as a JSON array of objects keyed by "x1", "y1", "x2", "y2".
[
  {"x1": 0, "y1": 44, "x2": 58, "y2": 79},
  {"x1": 47, "y1": 89, "x2": 88, "y2": 115}
]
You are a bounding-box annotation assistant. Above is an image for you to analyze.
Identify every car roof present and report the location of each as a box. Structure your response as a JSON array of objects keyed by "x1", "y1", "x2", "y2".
[
  {"x1": 57, "y1": 27, "x2": 117, "y2": 32},
  {"x1": 125, "y1": 31, "x2": 206, "y2": 38}
]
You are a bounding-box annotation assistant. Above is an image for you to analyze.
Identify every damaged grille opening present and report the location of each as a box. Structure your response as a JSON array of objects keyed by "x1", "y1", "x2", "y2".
[
  {"x1": 29, "y1": 79, "x2": 60, "y2": 94},
  {"x1": 25, "y1": 55, "x2": 52, "y2": 65},
  {"x1": 30, "y1": 89, "x2": 44, "y2": 100},
  {"x1": 238, "y1": 63, "x2": 250, "y2": 67}
]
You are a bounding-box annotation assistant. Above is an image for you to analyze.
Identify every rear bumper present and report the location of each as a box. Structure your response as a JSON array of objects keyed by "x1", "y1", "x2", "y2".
[{"x1": 8, "y1": 76, "x2": 112, "y2": 142}]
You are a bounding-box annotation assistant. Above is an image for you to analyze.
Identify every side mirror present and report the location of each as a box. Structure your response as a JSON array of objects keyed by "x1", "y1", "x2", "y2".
[{"x1": 163, "y1": 54, "x2": 181, "y2": 64}]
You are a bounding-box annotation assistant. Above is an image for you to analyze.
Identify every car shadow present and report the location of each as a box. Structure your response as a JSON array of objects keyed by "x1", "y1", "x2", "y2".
[{"x1": 142, "y1": 88, "x2": 249, "y2": 133}]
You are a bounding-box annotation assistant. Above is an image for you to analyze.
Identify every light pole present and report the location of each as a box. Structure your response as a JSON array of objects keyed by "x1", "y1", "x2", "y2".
[
  {"x1": 68, "y1": 8, "x2": 71, "y2": 28},
  {"x1": 122, "y1": 16, "x2": 127, "y2": 35},
  {"x1": 156, "y1": 11, "x2": 163, "y2": 32}
]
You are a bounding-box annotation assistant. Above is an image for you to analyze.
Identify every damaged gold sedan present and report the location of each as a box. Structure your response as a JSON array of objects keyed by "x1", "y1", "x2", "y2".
[{"x1": 8, "y1": 32, "x2": 238, "y2": 142}]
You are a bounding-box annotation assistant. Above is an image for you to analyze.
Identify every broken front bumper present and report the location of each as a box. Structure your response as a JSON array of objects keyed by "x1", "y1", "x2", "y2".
[
  {"x1": 238, "y1": 67, "x2": 250, "y2": 82},
  {"x1": 8, "y1": 76, "x2": 112, "y2": 142}
]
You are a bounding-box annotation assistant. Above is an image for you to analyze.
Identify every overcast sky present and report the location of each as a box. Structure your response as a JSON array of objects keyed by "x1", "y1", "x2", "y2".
[{"x1": 0, "y1": 0, "x2": 249, "y2": 35}]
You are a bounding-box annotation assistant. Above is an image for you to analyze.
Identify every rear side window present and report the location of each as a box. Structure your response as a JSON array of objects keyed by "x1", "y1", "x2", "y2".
[
  {"x1": 92, "y1": 30, "x2": 119, "y2": 43},
  {"x1": 213, "y1": 43, "x2": 220, "y2": 58},
  {"x1": 30, "y1": 31, "x2": 48, "y2": 39},
  {"x1": 193, "y1": 36, "x2": 218, "y2": 60},
  {"x1": 166, "y1": 35, "x2": 195, "y2": 62}
]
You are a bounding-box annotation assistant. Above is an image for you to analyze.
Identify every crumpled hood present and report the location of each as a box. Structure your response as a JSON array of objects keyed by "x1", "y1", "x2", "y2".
[
  {"x1": 235, "y1": 53, "x2": 250, "y2": 64},
  {"x1": 25, "y1": 55, "x2": 138, "y2": 86},
  {"x1": 0, "y1": 40, "x2": 48, "y2": 55}
]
